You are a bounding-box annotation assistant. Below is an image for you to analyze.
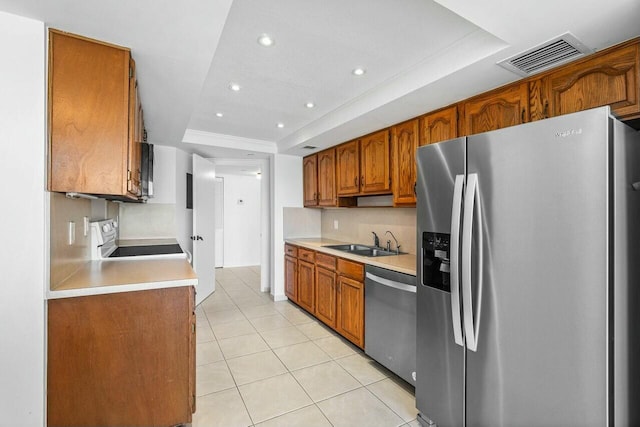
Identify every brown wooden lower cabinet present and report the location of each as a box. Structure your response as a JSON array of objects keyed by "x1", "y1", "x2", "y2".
[
  {"x1": 297, "y1": 259, "x2": 315, "y2": 313},
  {"x1": 47, "y1": 286, "x2": 195, "y2": 427},
  {"x1": 284, "y1": 244, "x2": 365, "y2": 349},
  {"x1": 315, "y1": 265, "x2": 337, "y2": 328},
  {"x1": 336, "y1": 258, "x2": 365, "y2": 348},
  {"x1": 284, "y1": 254, "x2": 298, "y2": 301}
]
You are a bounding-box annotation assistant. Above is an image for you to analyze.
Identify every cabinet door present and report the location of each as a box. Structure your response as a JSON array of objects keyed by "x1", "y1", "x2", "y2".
[
  {"x1": 297, "y1": 260, "x2": 315, "y2": 313},
  {"x1": 317, "y1": 149, "x2": 337, "y2": 206},
  {"x1": 303, "y1": 154, "x2": 318, "y2": 207},
  {"x1": 462, "y1": 82, "x2": 529, "y2": 136},
  {"x1": 48, "y1": 30, "x2": 133, "y2": 197},
  {"x1": 127, "y1": 59, "x2": 141, "y2": 197},
  {"x1": 336, "y1": 140, "x2": 360, "y2": 195},
  {"x1": 315, "y1": 266, "x2": 337, "y2": 328},
  {"x1": 420, "y1": 105, "x2": 458, "y2": 146},
  {"x1": 392, "y1": 119, "x2": 419, "y2": 206},
  {"x1": 47, "y1": 287, "x2": 194, "y2": 427},
  {"x1": 360, "y1": 129, "x2": 391, "y2": 194},
  {"x1": 285, "y1": 255, "x2": 298, "y2": 302},
  {"x1": 336, "y1": 276, "x2": 364, "y2": 348},
  {"x1": 543, "y1": 42, "x2": 639, "y2": 120}
]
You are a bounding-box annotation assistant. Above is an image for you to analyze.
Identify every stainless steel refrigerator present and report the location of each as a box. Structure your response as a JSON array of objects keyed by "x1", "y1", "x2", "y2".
[{"x1": 415, "y1": 106, "x2": 640, "y2": 427}]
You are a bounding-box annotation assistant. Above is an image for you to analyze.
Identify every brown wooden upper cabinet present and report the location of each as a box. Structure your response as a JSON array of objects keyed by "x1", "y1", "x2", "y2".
[
  {"x1": 337, "y1": 130, "x2": 391, "y2": 197},
  {"x1": 538, "y1": 41, "x2": 640, "y2": 121},
  {"x1": 336, "y1": 139, "x2": 361, "y2": 196},
  {"x1": 303, "y1": 154, "x2": 318, "y2": 207},
  {"x1": 420, "y1": 105, "x2": 458, "y2": 146},
  {"x1": 317, "y1": 149, "x2": 337, "y2": 206},
  {"x1": 461, "y1": 82, "x2": 530, "y2": 136},
  {"x1": 360, "y1": 129, "x2": 391, "y2": 194},
  {"x1": 303, "y1": 148, "x2": 337, "y2": 207},
  {"x1": 391, "y1": 119, "x2": 419, "y2": 206},
  {"x1": 48, "y1": 29, "x2": 142, "y2": 199}
]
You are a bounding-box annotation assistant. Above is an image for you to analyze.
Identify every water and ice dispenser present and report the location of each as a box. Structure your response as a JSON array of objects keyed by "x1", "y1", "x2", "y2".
[{"x1": 422, "y1": 232, "x2": 451, "y2": 292}]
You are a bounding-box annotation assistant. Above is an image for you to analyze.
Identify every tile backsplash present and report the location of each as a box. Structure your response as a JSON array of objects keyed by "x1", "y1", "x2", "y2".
[{"x1": 321, "y1": 208, "x2": 417, "y2": 254}]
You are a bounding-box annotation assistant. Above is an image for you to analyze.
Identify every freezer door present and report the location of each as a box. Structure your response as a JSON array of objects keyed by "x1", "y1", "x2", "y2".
[
  {"x1": 416, "y1": 138, "x2": 465, "y2": 427},
  {"x1": 464, "y1": 108, "x2": 611, "y2": 426}
]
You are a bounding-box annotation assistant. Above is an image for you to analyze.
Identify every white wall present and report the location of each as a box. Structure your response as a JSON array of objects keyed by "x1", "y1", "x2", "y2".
[
  {"x1": 218, "y1": 174, "x2": 261, "y2": 267},
  {"x1": 0, "y1": 11, "x2": 45, "y2": 426},
  {"x1": 270, "y1": 154, "x2": 303, "y2": 300},
  {"x1": 148, "y1": 145, "x2": 177, "y2": 205}
]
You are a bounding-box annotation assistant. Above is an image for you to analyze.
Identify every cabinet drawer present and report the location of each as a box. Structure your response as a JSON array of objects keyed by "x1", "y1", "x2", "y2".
[
  {"x1": 298, "y1": 248, "x2": 316, "y2": 263},
  {"x1": 316, "y1": 253, "x2": 336, "y2": 271},
  {"x1": 284, "y1": 244, "x2": 298, "y2": 258},
  {"x1": 337, "y1": 258, "x2": 364, "y2": 281}
]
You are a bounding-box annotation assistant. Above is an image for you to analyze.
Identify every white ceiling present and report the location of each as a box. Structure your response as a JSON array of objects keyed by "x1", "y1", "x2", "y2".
[{"x1": 1, "y1": 0, "x2": 639, "y2": 160}]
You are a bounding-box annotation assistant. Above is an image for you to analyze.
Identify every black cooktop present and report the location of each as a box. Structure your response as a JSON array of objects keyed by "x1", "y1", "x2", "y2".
[{"x1": 109, "y1": 244, "x2": 183, "y2": 257}]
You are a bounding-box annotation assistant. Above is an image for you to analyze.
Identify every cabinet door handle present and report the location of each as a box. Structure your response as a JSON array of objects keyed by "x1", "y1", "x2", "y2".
[
  {"x1": 521, "y1": 108, "x2": 526, "y2": 123},
  {"x1": 361, "y1": 175, "x2": 364, "y2": 187}
]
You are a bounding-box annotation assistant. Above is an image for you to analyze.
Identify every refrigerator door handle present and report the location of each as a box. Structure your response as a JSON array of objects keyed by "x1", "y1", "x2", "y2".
[
  {"x1": 462, "y1": 173, "x2": 483, "y2": 352},
  {"x1": 449, "y1": 174, "x2": 465, "y2": 347}
]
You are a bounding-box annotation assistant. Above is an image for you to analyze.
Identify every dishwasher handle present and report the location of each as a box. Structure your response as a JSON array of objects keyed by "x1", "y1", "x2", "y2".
[{"x1": 366, "y1": 272, "x2": 416, "y2": 293}]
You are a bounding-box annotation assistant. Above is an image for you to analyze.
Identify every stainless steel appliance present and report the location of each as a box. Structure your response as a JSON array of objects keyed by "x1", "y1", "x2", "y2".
[
  {"x1": 415, "y1": 106, "x2": 640, "y2": 427},
  {"x1": 90, "y1": 218, "x2": 187, "y2": 261},
  {"x1": 364, "y1": 264, "x2": 416, "y2": 385}
]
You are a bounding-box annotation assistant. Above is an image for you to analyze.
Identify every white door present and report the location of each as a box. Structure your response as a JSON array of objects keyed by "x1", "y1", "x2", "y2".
[
  {"x1": 214, "y1": 177, "x2": 224, "y2": 268},
  {"x1": 192, "y1": 154, "x2": 216, "y2": 305}
]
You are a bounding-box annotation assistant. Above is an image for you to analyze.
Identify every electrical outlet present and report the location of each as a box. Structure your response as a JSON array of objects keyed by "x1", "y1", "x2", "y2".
[
  {"x1": 68, "y1": 221, "x2": 75, "y2": 245},
  {"x1": 333, "y1": 220, "x2": 339, "y2": 230}
]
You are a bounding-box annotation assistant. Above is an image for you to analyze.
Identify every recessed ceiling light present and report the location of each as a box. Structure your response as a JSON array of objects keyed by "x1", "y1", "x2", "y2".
[
  {"x1": 305, "y1": 102, "x2": 315, "y2": 108},
  {"x1": 352, "y1": 67, "x2": 366, "y2": 76},
  {"x1": 276, "y1": 123, "x2": 284, "y2": 128},
  {"x1": 257, "y1": 34, "x2": 274, "y2": 47},
  {"x1": 215, "y1": 112, "x2": 223, "y2": 117},
  {"x1": 229, "y1": 83, "x2": 241, "y2": 91}
]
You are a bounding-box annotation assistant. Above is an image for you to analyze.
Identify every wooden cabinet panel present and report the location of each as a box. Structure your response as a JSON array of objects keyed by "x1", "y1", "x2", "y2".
[
  {"x1": 392, "y1": 119, "x2": 419, "y2": 206},
  {"x1": 303, "y1": 154, "x2": 318, "y2": 206},
  {"x1": 285, "y1": 244, "x2": 298, "y2": 258},
  {"x1": 316, "y1": 252, "x2": 337, "y2": 271},
  {"x1": 297, "y1": 259, "x2": 315, "y2": 313},
  {"x1": 360, "y1": 129, "x2": 391, "y2": 194},
  {"x1": 298, "y1": 248, "x2": 316, "y2": 263},
  {"x1": 315, "y1": 266, "x2": 337, "y2": 328},
  {"x1": 48, "y1": 29, "x2": 139, "y2": 199},
  {"x1": 542, "y1": 42, "x2": 639, "y2": 120},
  {"x1": 47, "y1": 287, "x2": 194, "y2": 427},
  {"x1": 462, "y1": 82, "x2": 529, "y2": 136},
  {"x1": 127, "y1": 58, "x2": 141, "y2": 196},
  {"x1": 337, "y1": 258, "x2": 364, "y2": 281},
  {"x1": 420, "y1": 105, "x2": 458, "y2": 145},
  {"x1": 336, "y1": 140, "x2": 360, "y2": 195},
  {"x1": 317, "y1": 148, "x2": 337, "y2": 206},
  {"x1": 285, "y1": 254, "x2": 298, "y2": 302},
  {"x1": 336, "y1": 275, "x2": 364, "y2": 348}
]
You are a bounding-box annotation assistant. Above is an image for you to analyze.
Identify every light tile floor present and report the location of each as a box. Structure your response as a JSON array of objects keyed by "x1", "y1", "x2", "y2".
[{"x1": 193, "y1": 266, "x2": 419, "y2": 427}]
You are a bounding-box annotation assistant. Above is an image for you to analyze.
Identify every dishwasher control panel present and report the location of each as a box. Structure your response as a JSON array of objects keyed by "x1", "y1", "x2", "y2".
[{"x1": 422, "y1": 232, "x2": 451, "y2": 292}]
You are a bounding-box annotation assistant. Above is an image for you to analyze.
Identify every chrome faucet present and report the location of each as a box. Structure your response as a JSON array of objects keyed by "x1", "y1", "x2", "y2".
[
  {"x1": 371, "y1": 231, "x2": 380, "y2": 248},
  {"x1": 385, "y1": 230, "x2": 401, "y2": 254}
]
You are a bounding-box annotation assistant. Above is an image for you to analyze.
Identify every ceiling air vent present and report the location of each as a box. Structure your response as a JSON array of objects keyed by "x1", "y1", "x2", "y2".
[{"x1": 497, "y1": 33, "x2": 592, "y2": 77}]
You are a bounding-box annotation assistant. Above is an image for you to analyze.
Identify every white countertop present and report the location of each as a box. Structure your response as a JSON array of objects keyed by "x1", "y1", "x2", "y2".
[
  {"x1": 285, "y1": 237, "x2": 416, "y2": 276},
  {"x1": 48, "y1": 257, "x2": 197, "y2": 299}
]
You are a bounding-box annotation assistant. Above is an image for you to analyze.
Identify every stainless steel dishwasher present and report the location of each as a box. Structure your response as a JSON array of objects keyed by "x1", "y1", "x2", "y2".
[{"x1": 364, "y1": 264, "x2": 416, "y2": 385}]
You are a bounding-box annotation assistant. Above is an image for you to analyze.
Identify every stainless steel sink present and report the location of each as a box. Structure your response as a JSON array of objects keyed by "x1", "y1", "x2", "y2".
[{"x1": 323, "y1": 244, "x2": 400, "y2": 257}]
